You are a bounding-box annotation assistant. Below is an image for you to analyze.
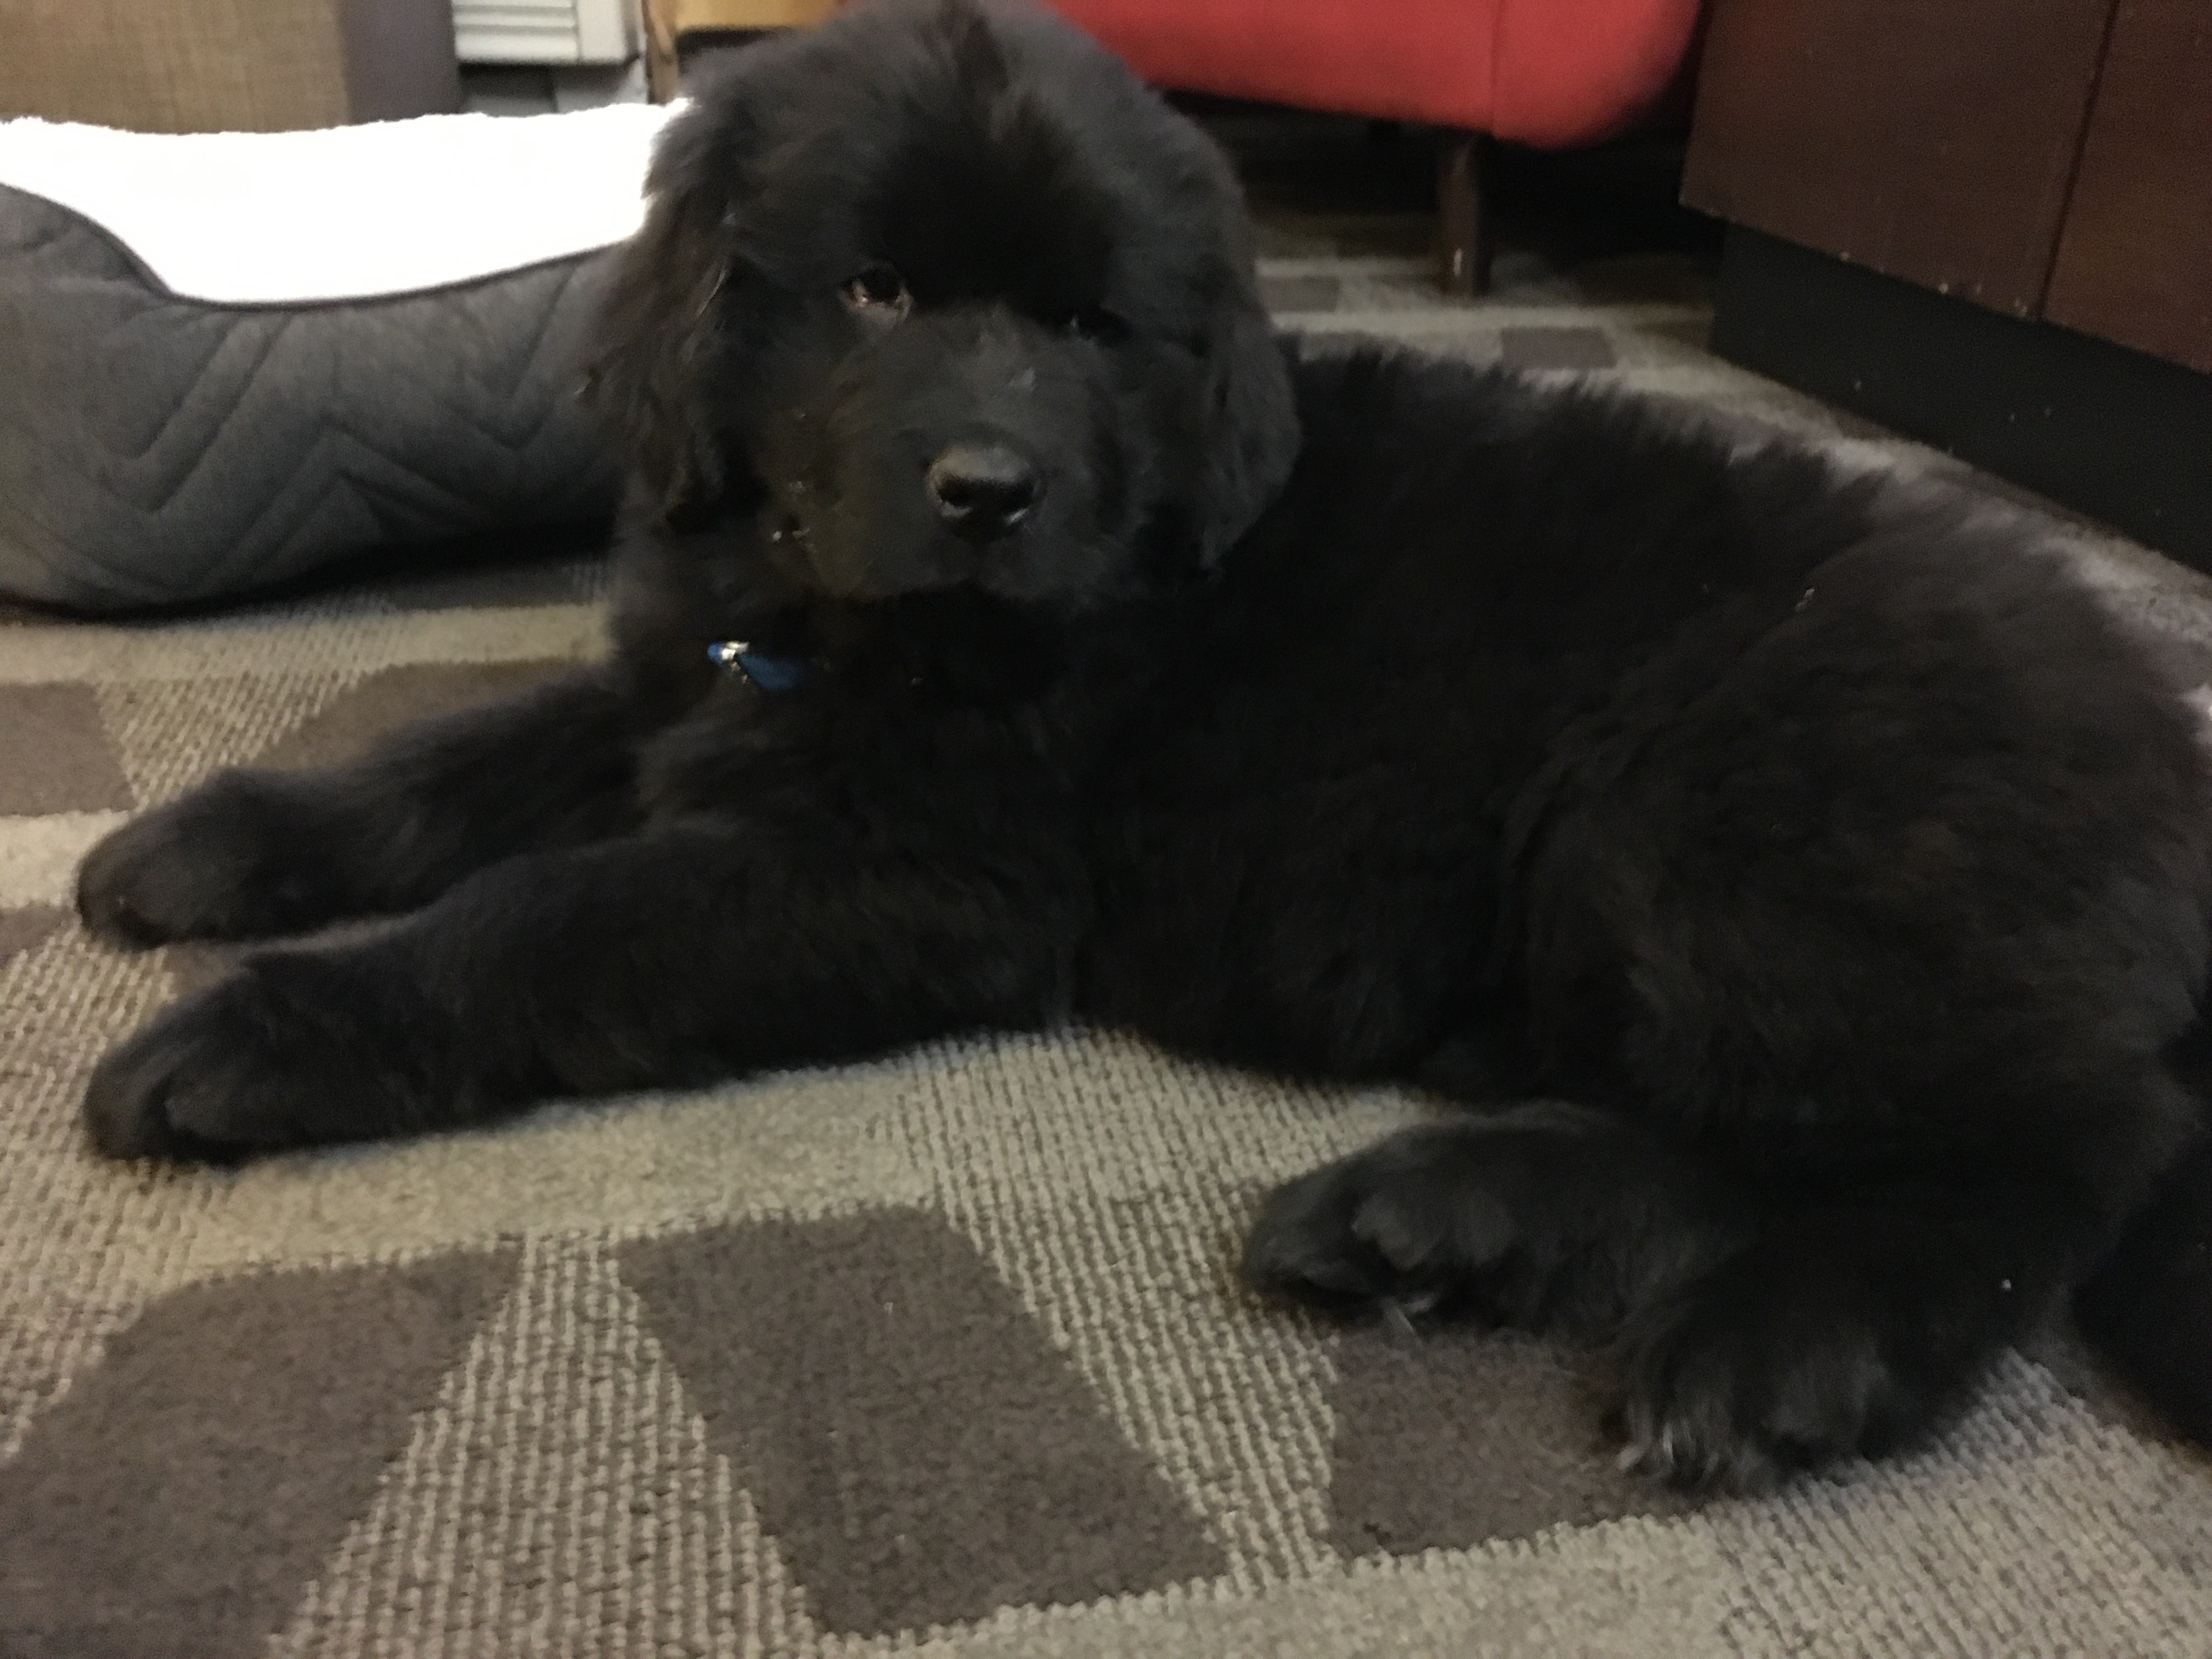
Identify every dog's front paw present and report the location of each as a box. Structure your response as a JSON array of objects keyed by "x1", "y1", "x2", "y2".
[
  {"x1": 1617, "y1": 1255, "x2": 1933, "y2": 1492},
  {"x1": 83, "y1": 954, "x2": 431, "y2": 1159},
  {"x1": 76, "y1": 772, "x2": 341, "y2": 947}
]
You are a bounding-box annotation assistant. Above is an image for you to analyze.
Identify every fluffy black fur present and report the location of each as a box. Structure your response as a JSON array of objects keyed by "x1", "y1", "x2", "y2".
[{"x1": 75, "y1": 0, "x2": 2212, "y2": 1486}]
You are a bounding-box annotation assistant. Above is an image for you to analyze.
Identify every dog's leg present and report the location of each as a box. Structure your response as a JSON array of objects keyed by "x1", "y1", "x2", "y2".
[
  {"x1": 77, "y1": 671, "x2": 643, "y2": 946},
  {"x1": 1250, "y1": 1076, "x2": 2186, "y2": 1491},
  {"x1": 1612, "y1": 1139, "x2": 2168, "y2": 1491},
  {"x1": 1611, "y1": 1056, "x2": 2199, "y2": 1489},
  {"x1": 81, "y1": 817, "x2": 1081, "y2": 1158},
  {"x1": 1244, "y1": 1104, "x2": 1751, "y2": 1342}
]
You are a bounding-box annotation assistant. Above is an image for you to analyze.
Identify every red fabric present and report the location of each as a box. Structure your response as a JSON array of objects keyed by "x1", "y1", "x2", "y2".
[{"x1": 1041, "y1": 0, "x2": 1702, "y2": 147}]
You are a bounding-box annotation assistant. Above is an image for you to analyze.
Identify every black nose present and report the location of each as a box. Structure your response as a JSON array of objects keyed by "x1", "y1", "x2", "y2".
[{"x1": 927, "y1": 443, "x2": 1040, "y2": 540}]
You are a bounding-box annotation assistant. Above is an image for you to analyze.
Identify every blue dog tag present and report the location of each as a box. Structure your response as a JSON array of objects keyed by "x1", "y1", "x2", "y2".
[{"x1": 707, "y1": 640, "x2": 810, "y2": 693}]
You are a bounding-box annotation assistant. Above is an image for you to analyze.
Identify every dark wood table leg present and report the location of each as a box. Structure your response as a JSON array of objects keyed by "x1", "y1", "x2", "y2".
[{"x1": 1437, "y1": 130, "x2": 1492, "y2": 298}]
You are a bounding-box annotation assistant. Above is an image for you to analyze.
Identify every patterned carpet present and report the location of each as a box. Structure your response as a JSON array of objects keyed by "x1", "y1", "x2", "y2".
[{"x1": 4, "y1": 228, "x2": 2212, "y2": 1657}]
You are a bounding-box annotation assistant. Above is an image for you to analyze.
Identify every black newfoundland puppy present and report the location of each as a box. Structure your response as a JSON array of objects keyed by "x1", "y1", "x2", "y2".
[{"x1": 76, "y1": 0, "x2": 2212, "y2": 1487}]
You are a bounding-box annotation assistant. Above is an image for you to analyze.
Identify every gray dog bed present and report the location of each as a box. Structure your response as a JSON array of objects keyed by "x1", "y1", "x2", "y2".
[{"x1": 0, "y1": 108, "x2": 670, "y2": 611}]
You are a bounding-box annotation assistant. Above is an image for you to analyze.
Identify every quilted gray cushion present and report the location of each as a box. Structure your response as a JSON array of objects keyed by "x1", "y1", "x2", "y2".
[{"x1": 0, "y1": 182, "x2": 623, "y2": 612}]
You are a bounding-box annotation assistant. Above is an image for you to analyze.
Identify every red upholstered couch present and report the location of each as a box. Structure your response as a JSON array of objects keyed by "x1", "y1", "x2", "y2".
[{"x1": 1039, "y1": 0, "x2": 1706, "y2": 292}]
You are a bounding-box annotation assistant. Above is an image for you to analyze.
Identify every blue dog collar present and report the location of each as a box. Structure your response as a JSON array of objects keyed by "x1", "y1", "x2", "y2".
[{"x1": 707, "y1": 640, "x2": 809, "y2": 693}]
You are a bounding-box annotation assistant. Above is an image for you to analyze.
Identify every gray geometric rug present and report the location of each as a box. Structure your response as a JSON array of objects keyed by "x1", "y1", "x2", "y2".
[{"x1": 3, "y1": 241, "x2": 2210, "y2": 1657}]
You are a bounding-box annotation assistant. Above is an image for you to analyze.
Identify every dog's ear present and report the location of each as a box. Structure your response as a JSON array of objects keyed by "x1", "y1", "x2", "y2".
[
  {"x1": 1189, "y1": 285, "x2": 1300, "y2": 568},
  {"x1": 586, "y1": 109, "x2": 742, "y2": 522}
]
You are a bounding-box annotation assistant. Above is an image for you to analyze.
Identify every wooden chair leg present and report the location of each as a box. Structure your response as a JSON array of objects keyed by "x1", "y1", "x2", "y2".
[
  {"x1": 1437, "y1": 131, "x2": 1492, "y2": 298},
  {"x1": 644, "y1": 0, "x2": 682, "y2": 102}
]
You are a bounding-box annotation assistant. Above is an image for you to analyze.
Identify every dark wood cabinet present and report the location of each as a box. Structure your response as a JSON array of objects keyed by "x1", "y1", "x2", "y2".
[
  {"x1": 1681, "y1": 0, "x2": 2212, "y2": 566},
  {"x1": 2044, "y1": 2, "x2": 2212, "y2": 376},
  {"x1": 1681, "y1": 0, "x2": 2113, "y2": 319},
  {"x1": 1685, "y1": 0, "x2": 2211, "y2": 368}
]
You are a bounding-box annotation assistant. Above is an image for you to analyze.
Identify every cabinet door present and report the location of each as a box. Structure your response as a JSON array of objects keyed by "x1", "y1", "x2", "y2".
[
  {"x1": 2042, "y1": 2, "x2": 2212, "y2": 374},
  {"x1": 1681, "y1": 0, "x2": 2115, "y2": 317}
]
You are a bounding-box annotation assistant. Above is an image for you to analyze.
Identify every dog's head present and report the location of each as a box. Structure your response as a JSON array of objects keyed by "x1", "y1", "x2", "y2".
[{"x1": 591, "y1": 0, "x2": 1298, "y2": 609}]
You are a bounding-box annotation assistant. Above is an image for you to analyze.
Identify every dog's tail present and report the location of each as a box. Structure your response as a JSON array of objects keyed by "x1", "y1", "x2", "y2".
[{"x1": 2073, "y1": 1020, "x2": 2212, "y2": 1444}]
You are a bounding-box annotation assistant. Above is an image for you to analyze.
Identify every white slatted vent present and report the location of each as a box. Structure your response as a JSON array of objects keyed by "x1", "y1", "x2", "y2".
[{"x1": 455, "y1": 0, "x2": 640, "y2": 64}]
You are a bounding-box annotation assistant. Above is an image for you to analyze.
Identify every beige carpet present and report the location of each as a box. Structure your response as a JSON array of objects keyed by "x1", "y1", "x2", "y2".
[{"x1": 4, "y1": 242, "x2": 2212, "y2": 1658}]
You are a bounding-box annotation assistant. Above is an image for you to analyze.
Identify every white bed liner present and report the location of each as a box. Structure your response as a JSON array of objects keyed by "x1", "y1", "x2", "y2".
[{"x1": 0, "y1": 104, "x2": 675, "y2": 304}]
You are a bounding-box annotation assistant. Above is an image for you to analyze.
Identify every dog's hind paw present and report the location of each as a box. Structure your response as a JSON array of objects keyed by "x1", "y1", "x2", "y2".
[
  {"x1": 1240, "y1": 1130, "x2": 1469, "y2": 1317},
  {"x1": 1242, "y1": 1104, "x2": 1668, "y2": 1336},
  {"x1": 1615, "y1": 1249, "x2": 1941, "y2": 1492}
]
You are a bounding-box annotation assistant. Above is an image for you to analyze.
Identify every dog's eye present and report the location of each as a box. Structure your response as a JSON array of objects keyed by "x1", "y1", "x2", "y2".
[
  {"x1": 1062, "y1": 305, "x2": 1130, "y2": 346},
  {"x1": 844, "y1": 263, "x2": 910, "y2": 316}
]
